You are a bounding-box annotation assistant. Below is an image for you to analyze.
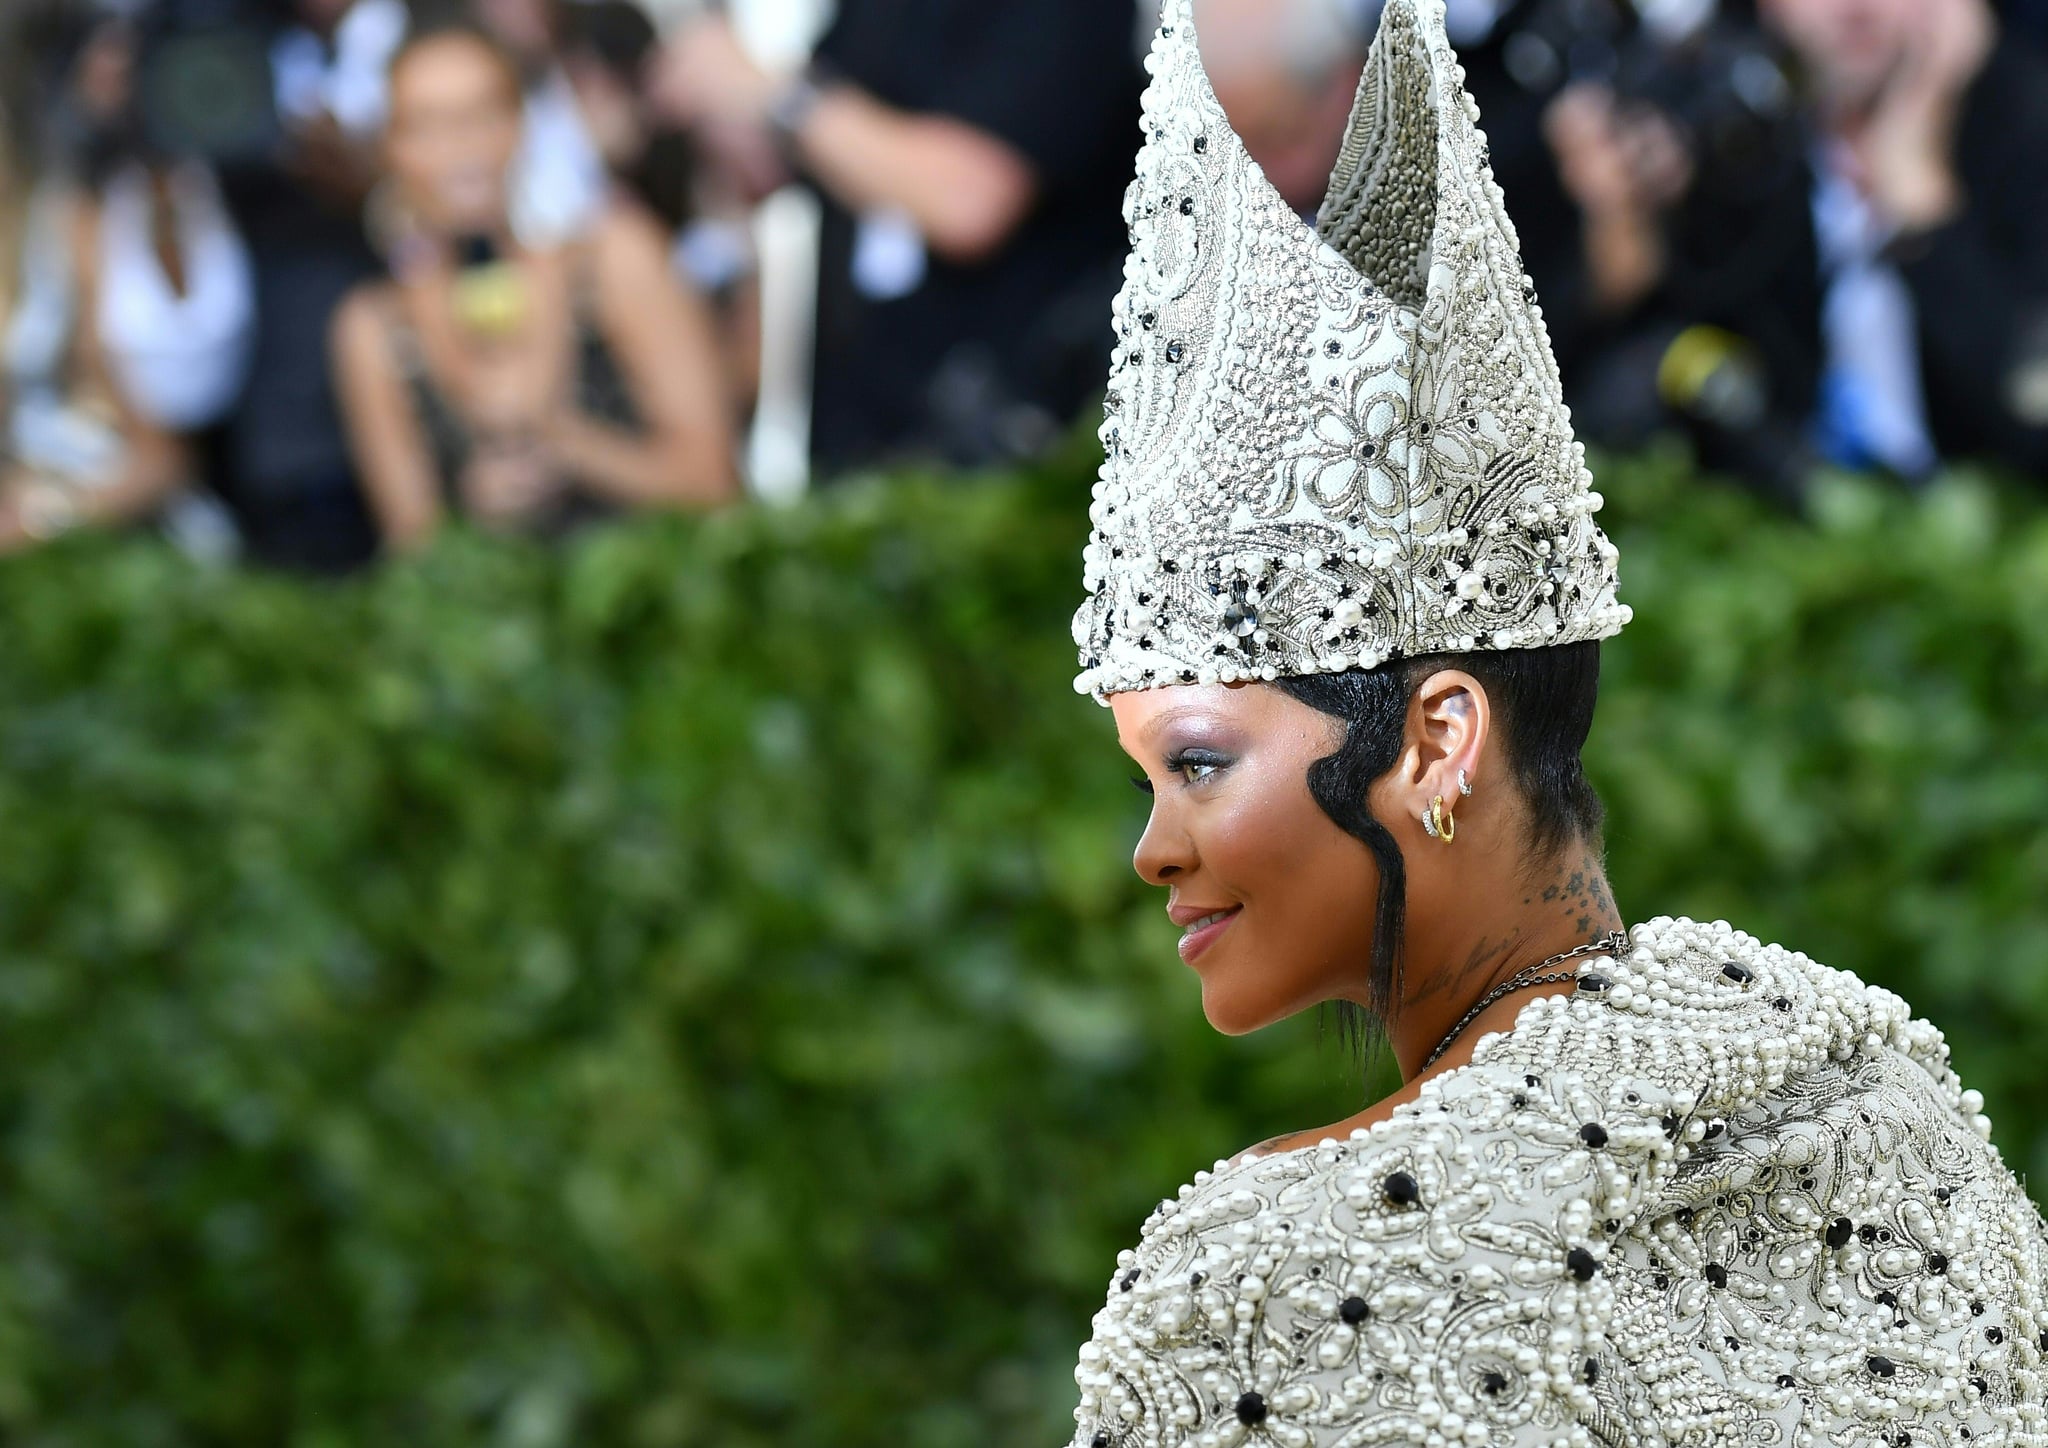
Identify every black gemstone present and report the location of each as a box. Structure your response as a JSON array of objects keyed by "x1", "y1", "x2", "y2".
[
  {"x1": 1577, "y1": 972, "x2": 1609, "y2": 993},
  {"x1": 1481, "y1": 1369, "x2": 1507, "y2": 1395},
  {"x1": 1580, "y1": 1122, "x2": 1609, "y2": 1149},
  {"x1": 1928, "y1": 1252, "x2": 1950, "y2": 1274},
  {"x1": 1971, "y1": 1375, "x2": 1988, "y2": 1394},
  {"x1": 1511, "y1": 1093, "x2": 1528, "y2": 1109},
  {"x1": 1583, "y1": 1358, "x2": 1599, "y2": 1384},
  {"x1": 1166, "y1": 341, "x2": 1186, "y2": 364},
  {"x1": 1383, "y1": 1171, "x2": 1419, "y2": 1206},
  {"x1": 1235, "y1": 1391, "x2": 1267, "y2": 1426},
  {"x1": 1653, "y1": 1273, "x2": 1670, "y2": 1290},
  {"x1": 1192, "y1": 135, "x2": 1208, "y2": 153},
  {"x1": 1567, "y1": 1247, "x2": 1598, "y2": 1281},
  {"x1": 1705, "y1": 1263, "x2": 1729, "y2": 1289},
  {"x1": 1139, "y1": 310, "x2": 1157, "y2": 329},
  {"x1": 1877, "y1": 1291, "x2": 1898, "y2": 1308},
  {"x1": 1868, "y1": 1355, "x2": 1896, "y2": 1377},
  {"x1": 1721, "y1": 961, "x2": 1753, "y2": 984},
  {"x1": 1859, "y1": 1224, "x2": 1879, "y2": 1243},
  {"x1": 1973, "y1": 1300, "x2": 1985, "y2": 1315},
  {"x1": 1179, "y1": 196, "x2": 1195, "y2": 215},
  {"x1": 1525, "y1": 1074, "x2": 1541, "y2": 1087},
  {"x1": 1826, "y1": 1217, "x2": 1854, "y2": 1248},
  {"x1": 1092, "y1": 1434, "x2": 1112, "y2": 1448},
  {"x1": 1773, "y1": 996, "x2": 1792, "y2": 1010},
  {"x1": 2039, "y1": 1330, "x2": 2048, "y2": 1352},
  {"x1": 1325, "y1": 339, "x2": 1341, "y2": 356},
  {"x1": 1121, "y1": 1270, "x2": 1140, "y2": 1292},
  {"x1": 1987, "y1": 1326, "x2": 2005, "y2": 1343},
  {"x1": 1662, "y1": 1113, "x2": 1681, "y2": 1139},
  {"x1": 1776, "y1": 1374, "x2": 1796, "y2": 1388},
  {"x1": 1935, "y1": 1186, "x2": 1953, "y2": 1203},
  {"x1": 1340, "y1": 1296, "x2": 1370, "y2": 1325}
]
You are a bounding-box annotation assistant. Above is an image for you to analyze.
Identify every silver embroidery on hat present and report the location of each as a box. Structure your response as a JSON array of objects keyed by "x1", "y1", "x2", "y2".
[{"x1": 1073, "y1": 0, "x2": 1630, "y2": 700}]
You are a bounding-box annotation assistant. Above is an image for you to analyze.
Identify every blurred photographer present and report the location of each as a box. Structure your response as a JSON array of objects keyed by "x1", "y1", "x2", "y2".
[
  {"x1": 1761, "y1": 0, "x2": 2048, "y2": 478},
  {"x1": 658, "y1": 0, "x2": 1144, "y2": 474},
  {"x1": 0, "y1": 4, "x2": 242, "y2": 555},
  {"x1": 1454, "y1": 0, "x2": 1822, "y2": 499}
]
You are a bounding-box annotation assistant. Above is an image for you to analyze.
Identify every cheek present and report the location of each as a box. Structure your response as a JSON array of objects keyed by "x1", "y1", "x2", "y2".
[{"x1": 1192, "y1": 766, "x2": 1381, "y2": 1026}]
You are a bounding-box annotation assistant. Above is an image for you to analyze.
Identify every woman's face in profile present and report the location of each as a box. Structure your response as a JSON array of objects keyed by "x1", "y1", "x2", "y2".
[
  {"x1": 386, "y1": 36, "x2": 524, "y2": 238},
  {"x1": 1112, "y1": 683, "x2": 1384, "y2": 1035}
]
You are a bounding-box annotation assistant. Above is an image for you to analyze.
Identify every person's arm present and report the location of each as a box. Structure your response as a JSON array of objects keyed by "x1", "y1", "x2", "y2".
[
  {"x1": 780, "y1": 88, "x2": 1036, "y2": 265},
  {"x1": 0, "y1": 422, "x2": 186, "y2": 552},
  {"x1": 658, "y1": 19, "x2": 1037, "y2": 265},
  {"x1": 1543, "y1": 85, "x2": 1692, "y2": 319},
  {"x1": 543, "y1": 206, "x2": 738, "y2": 509},
  {"x1": 330, "y1": 287, "x2": 446, "y2": 551},
  {"x1": 0, "y1": 197, "x2": 189, "y2": 553}
]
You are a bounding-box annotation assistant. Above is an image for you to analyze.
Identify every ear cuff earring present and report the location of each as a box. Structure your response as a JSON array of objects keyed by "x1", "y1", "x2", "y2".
[{"x1": 1423, "y1": 772, "x2": 1472, "y2": 842}]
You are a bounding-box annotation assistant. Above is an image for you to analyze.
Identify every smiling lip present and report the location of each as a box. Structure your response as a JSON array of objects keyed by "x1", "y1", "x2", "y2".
[{"x1": 1175, "y1": 905, "x2": 1242, "y2": 964}]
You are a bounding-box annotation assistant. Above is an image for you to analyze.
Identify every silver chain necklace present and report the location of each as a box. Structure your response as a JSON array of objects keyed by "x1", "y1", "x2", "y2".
[{"x1": 1418, "y1": 930, "x2": 1632, "y2": 1072}]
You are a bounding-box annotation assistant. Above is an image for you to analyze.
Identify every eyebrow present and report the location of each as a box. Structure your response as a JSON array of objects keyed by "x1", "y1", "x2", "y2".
[{"x1": 1122, "y1": 704, "x2": 1223, "y2": 753}]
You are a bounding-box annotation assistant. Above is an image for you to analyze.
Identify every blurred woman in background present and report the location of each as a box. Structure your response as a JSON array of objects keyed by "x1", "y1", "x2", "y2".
[
  {"x1": 331, "y1": 23, "x2": 735, "y2": 551},
  {"x1": 0, "y1": 8, "x2": 242, "y2": 556}
]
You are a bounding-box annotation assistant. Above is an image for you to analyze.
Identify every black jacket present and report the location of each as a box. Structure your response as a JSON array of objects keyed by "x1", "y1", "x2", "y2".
[{"x1": 1891, "y1": 42, "x2": 2048, "y2": 476}]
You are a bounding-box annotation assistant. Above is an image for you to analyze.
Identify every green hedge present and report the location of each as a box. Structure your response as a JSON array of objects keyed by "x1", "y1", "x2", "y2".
[{"x1": 1, "y1": 442, "x2": 2045, "y2": 1446}]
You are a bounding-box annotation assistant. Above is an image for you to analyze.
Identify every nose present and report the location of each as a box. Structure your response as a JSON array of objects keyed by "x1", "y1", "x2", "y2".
[{"x1": 1132, "y1": 803, "x2": 1193, "y2": 885}]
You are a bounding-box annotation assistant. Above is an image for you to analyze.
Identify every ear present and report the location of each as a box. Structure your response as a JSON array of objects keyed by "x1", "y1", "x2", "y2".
[{"x1": 1394, "y1": 669, "x2": 1491, "y2": 820}]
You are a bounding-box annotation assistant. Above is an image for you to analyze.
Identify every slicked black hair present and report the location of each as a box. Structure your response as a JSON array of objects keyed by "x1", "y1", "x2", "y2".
[{"x1": 1274, "y1": 640, "x2": 1604, "y2": 1060}]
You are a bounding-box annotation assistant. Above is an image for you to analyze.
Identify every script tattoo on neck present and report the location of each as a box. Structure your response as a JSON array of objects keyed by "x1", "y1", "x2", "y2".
[
  {"x1": 1409, "y1": 929, "x2": 1524, "y2": 1011},
  {"x1": 1529, "y1": 848, "x2": 1622, "y2": 936}
]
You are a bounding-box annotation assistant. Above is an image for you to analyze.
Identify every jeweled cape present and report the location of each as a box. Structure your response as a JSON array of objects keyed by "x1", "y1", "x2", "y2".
[{"x1": 1068, "y1": 917, "x2": 2048, "y2": 1447}]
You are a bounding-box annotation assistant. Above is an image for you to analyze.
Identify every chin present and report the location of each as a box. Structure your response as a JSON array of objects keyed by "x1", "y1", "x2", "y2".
[{"x1": 1196, "y1": 970, "x2": 1286, "y2": 1037}]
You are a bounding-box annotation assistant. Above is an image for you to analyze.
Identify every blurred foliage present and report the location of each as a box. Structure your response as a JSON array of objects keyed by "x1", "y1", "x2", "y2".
[{"x1": 0, "y1": 438, "x2": 2045, "y2": 1445}]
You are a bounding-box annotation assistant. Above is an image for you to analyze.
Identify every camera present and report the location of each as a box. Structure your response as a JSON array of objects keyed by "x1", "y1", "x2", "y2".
[
  {"x1": 1497, "y1": 0, "x2": 1799, "y2": 205},
  {"x1": 134, "y1": 0, "x2": 290, "y2": 167}
]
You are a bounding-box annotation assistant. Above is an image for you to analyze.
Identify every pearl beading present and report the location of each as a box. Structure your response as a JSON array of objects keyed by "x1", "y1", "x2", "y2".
[
  {"x1": 1068, "y1": 917, "x2": 2048, "y2": 1448},
  {"x1": 1071, "y1": 0, "x2": 1631, "y2": 703}
]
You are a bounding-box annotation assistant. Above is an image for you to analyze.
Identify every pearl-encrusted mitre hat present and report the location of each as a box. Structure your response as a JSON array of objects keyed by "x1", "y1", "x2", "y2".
[{"x1": 1072, "y1": 0, "x2": 1630, "y2": 700}]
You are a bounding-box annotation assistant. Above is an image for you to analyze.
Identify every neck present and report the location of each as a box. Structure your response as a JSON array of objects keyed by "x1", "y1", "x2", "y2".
[{"x1": 1386, "y1": 841, "x2": 1625, "y2": 1081}]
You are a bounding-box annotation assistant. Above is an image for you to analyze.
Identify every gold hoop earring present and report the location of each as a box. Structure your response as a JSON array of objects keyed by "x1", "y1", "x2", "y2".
[{"x1": 1428, "y1": 794, "x2": 1456, "y2": 844}]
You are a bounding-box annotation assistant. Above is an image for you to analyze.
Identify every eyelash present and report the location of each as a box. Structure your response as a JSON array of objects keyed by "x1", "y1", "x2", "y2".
[{"x1": 1132, "y1": 751, "x2": 1229, "y2": 796}]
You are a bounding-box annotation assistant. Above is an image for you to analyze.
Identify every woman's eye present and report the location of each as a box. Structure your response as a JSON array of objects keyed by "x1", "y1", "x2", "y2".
[{"x1": 1164, "y1": 751, "x2": 1228, "y2": 785}]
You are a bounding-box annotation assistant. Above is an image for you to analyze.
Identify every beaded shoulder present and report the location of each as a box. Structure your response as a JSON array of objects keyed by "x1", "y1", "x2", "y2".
[{"x1": 1070, "y1": 918, "x2": 2048, "y2": 1448}]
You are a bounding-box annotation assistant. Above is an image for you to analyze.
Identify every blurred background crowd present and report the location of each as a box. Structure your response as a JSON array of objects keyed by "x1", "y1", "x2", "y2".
[{"x1": 0, "y1": 0, "x2": 2043, "y2": 574}]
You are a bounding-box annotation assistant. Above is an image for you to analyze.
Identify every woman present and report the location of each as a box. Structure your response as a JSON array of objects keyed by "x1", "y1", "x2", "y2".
[
  {"x1": 331, "y1": 24, "x2": 733, "y2": 551},
  {"x1": 0, "y1": 15, "x2": 229, "y2": 555},
  {"x1": 1064, "y1": 3, "x2": 2048, "y2": 1444}
]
